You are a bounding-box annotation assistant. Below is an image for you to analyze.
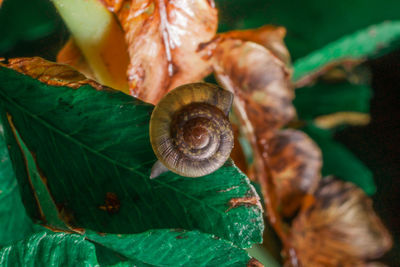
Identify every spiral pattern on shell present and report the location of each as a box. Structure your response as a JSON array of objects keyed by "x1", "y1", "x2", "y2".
[{"x1": 150, "y1": 83, "x2": 234, "y2": 177}]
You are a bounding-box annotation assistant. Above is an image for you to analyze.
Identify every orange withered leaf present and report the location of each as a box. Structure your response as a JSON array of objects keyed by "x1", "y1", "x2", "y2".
[
  {"x1": 5, "y1": 57, "x2": 103, "y2": 90},
  {"x1": 102, "y1": 0, "x2": 218, "y2": 104},
  {"x1": 267, "y1": 129, "x2": 321, "y2": 217},
  {"x1": 291, "y1": 177, "x2": 392, "y2": 267}
]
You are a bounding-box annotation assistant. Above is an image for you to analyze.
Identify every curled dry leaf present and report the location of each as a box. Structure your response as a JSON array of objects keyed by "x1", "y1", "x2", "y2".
[
  {"x1": 202, "y1": 26, "x2": 296, "y2": 254},
  {"x1": 4, "y1": 57, "x2": 103, "y2": 90},
  {"x1": 291, "y1": 177, "x2": 392, "y2": 267},
  {"x1": 209, "y1": 37, "x2": 295, "y2": 137},
  {"x1": 102, "y1": 0, "x2": 218, "y2": 104},
  {"x1": 267, "y1": 129, "x2": 321, "y2": 217}
]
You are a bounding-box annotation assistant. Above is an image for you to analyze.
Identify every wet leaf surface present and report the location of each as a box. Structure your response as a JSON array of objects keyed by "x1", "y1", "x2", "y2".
[
  {"x1": 0, "y1": 232, "x2": 100, "y2": 266},
  {"x1": 103, "y1": 0, "x2": 218, "y2": 104},
  {"x1": 0, "y1": 58, "x2": 263, "y2": 248},
  {"x1": 291, "y1": 177, "x2": 392, "y2": 266},
  {"x1": 0, "y1": 229, "x2": 258, "y2": 266},
  {"x1": 86, "y1": 229, "x2": 256, "y2": 266}
]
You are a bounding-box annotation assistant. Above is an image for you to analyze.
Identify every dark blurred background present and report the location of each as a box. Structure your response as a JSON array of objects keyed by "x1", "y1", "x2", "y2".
[{"x1": 336, "y1": 50, "x2": 400, "y2": 265}]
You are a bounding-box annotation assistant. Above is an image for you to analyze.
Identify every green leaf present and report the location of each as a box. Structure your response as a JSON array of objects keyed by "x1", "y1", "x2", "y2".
[
  {"x1": 0, "y1": 66, "x2": 263, "y2": 248},
  {"x1": 0, "y1": 232, "x2": 100, "y2": 266},
  {"x1": 301, "y1": 123, "x2": 376, "y2": 195},
  {"x1": 293, "y1": 21, "x2": 400, "y2": 83},
  {"x1": 0, "y1": 0, "x2": 60, "y2": 54},
  {"x1": 0, "y1": 229, "x2": 256, "y2": 266},
  {"x1": 216, "y1": 0, "x2": 400, "y2": 60},
  {"x1": 0, "y1": 123, "x2": 34, "y2": 247},
  {"x1": 86, "y1": 229, "x2": 254, "y2": 266},
  {"x1": 294, "y1": 82, "x2": 372, "y2": 120}
]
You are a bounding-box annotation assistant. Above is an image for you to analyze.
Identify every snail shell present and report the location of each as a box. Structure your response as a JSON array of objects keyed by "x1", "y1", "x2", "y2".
[{"x1": 149, "y1": 83, "x2": 234, "y2": 178}]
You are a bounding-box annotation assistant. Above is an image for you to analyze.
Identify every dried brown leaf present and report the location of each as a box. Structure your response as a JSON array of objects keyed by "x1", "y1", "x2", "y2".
[
  {"x1": 291, "y1": 177, "x2": 392, "y2": 267},
  {"x1": 209, "y1": 37, "x2": 295, "y2": 137},
  {"x1": 5, "y1": 57, "x2": 103, "y2": 90},
  {"x1": 104, "y1": 0, "x2": 218, "y2": 104},
  {"x1": 267, "y1": 129, "x2": 321, "y2": 217},
  {"x1": 203, "y1": 28, "x2": 296, "y2": 255},
  {"x1": 218, "y1": 25, "x2": 291, "y2": 67}
]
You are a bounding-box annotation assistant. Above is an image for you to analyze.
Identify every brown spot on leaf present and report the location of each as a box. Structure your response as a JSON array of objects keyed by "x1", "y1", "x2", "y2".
[
  {"x1": 99, "y1": 192, "x2": 121, "y2": 214},
  {"x1": 227, "y1": 196, "x2": 261, "y2": 212}
]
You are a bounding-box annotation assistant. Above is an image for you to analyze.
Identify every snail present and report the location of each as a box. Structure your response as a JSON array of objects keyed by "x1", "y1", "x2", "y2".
[{"x1": 149, "y1": 83, "x2": 234, "y2": 178}]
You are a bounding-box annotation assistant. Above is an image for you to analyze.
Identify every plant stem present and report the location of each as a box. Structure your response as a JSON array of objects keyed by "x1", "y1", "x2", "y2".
[{"x1": 51, "y1": 0, "x2": 130, "y2": 93}]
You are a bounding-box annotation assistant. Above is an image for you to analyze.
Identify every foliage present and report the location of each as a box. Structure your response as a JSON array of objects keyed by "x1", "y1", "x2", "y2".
[
  {"x1": 0, "y1": 0, "x2": 398, "y2": 266},
  {"x1": 0, "y1": 60, "x2": 264, "y2": 265},
  {"x1": 0, "y1": 230, "x2": 256, "y2": 266},
  {"x1": 0, "y1": 123, "x2": 34, "y2": 246}
]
